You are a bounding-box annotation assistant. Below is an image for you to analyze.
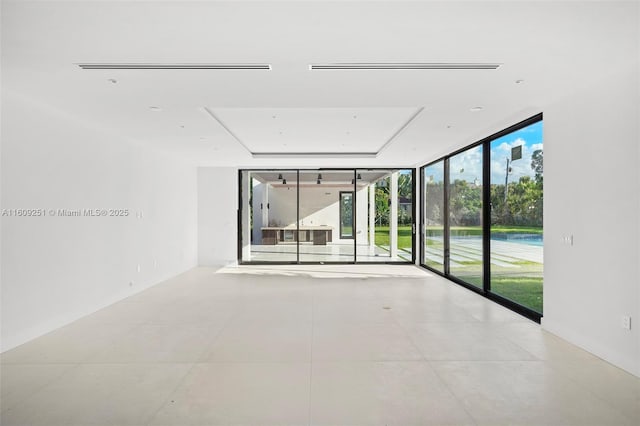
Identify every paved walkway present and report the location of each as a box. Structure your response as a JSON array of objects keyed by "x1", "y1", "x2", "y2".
[{"x1": 425, "y1": 238, "x2": 543, "y2": 268}]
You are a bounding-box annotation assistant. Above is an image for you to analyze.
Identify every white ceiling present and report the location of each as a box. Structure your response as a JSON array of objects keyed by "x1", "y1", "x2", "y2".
[
  {"x1": 209, "y1": 107, "x2": 421, "y2": 155},
  {"x1": 2, "y1": 1, "x2": 638, "y2": 167}
]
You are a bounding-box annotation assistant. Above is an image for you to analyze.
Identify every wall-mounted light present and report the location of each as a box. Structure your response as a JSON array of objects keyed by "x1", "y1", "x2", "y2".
[
  {"x1": 277, "y1": 173, "x2": 283, "y2": 180},
  {"x1": 317, "y1": 173, "x2": 323, "y2": 180},
  {"x1": 282, "y1": 178, "x2": 287, "y2": 185},
  {"x1": 357, "y1": 173, "x2": 362, "y2": 180}
]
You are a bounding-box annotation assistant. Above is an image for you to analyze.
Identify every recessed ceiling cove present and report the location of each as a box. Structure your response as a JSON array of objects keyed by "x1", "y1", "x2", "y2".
[{"x1": 204, "y1": 107, "x2": 423, "y2": 156}]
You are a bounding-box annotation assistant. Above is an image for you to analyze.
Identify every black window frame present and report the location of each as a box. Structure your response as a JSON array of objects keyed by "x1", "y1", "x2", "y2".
[{"x1": 419, "y1": 113, "x2": 543, "y2": 323}]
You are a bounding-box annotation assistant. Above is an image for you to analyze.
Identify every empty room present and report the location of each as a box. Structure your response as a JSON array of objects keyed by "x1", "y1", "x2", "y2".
[{"x1": 1, "y1": 1, "x2": 639, "y2": 425}]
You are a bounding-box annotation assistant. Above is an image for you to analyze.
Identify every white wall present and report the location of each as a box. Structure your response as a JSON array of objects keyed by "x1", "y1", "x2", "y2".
[
  {"x1": 197, "y1": 167, "x2": 238, "y2": 266},
  {"x1": 267, "y1": 184, "x2": 369, "y2": 244},
  {"x1": 1, "y1": 92, "x2": 198, "y2": 352},
  {"x1": 542, "y1": 66, "x2": 640, "y2": 377}
]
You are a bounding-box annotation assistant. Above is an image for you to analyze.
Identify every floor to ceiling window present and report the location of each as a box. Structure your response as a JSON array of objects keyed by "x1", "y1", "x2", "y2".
[
  {"x1": 422, "y1": 161, "x2": 445, "y2": 272},
  {"x1": 420, "y1": 114, "x2": 543, "y2": 321},
  {"x1": 239, "y1": 168, "x2": 415, "y2": 264},
  {"x1": 489, "y1": 120, "x2": 544, "y2": 313},
  {"x1": 448, "y1": 145, "x2": 484, "y2": 288}
]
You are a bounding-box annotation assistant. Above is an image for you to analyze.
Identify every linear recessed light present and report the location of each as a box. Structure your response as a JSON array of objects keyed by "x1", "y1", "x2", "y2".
[
  {"x1": 309, "y1": 63, "x2": 501, "y2": 70},
  {"x1": 252, "y1": 152, "x2": 378, "y2": 159},
  {"x1": 77, "y1": 63, "x2": 271, "y2": 70}
]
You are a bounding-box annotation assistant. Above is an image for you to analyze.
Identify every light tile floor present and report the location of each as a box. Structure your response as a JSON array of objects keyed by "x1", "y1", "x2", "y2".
[{"x1": 1, "y1": 265, "x2": 638, "y2": 425}]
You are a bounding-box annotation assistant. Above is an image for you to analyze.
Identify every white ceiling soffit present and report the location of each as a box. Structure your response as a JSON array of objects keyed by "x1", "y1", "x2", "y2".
[
  {"x1": 251, "y1": 171, "x2": 390, "y2": 185},
  {"x1": 77, "y1": 63, "x2": 272, "y2": 70},
  {"x1": 309, "y1": 63, "x2": 501, "y2": 70},
  {"x1": 203, "y1": 107, "x2": 424, "y2": 158}
]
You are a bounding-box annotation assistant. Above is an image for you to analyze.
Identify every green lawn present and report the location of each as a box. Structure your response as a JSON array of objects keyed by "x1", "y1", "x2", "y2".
[
  {"x1": 377, "y1": 224, "x2": 543, "y2": 313},
  {"x1": 465, "y1": 275, "x2": 543, "y2": 313},
  {"x1": 375, "y1": 226, "x2": 412, "y2": 249}
]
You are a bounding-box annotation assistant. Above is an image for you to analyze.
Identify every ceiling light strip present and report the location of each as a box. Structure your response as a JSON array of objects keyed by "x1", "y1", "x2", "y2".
[
  {"x1": 252, "y1": 152, "x2": 378, "y2": 159},
  {"x1": 201, "y1": 107, "x2": 253, "y2": 155},
  {"x1": 309, "y1": 63, "x2": 500, "y2": 70},
  {"x1": 376, "y1": 107, "x2": 425, "y2": 155},
  {"x1": 77, "y1": 63, "x2": 271, "y2": 70}
]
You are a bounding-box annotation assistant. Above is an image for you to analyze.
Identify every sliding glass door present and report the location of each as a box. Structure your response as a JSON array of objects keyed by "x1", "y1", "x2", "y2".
[
  {"x1": 239, "y1": 168, "x2": 415, "y2": 264},
  {"x1": 298, "y1": 170, "x2": 355, "y2": 262},
  {"x1": 420, "y1": 114, "x2": 543, "y2": 321},
  {"x1": 422, "y1": 161, "x2": 445, "y2": 272},
  {"x1": 489, "y1": 120, "x2": 544, "y2": 313},
  {"x1": 355, "y1": 169, "x2": 414, "y2": 262},
  {"x1": 448, "y1": 145, "x2": 483, "y2": 288},
  {"x1": 240, "y1": 170, "x2": 298, "y2": 262}
]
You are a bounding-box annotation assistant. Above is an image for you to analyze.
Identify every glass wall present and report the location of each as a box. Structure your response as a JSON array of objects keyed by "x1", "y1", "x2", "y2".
[
  {"x1": 448, "y1": 145, "x2": 484, "y2": 288},
  {"x1": 239, "y1": 169, "x2": 415, "y2": 264},
  {"x1": 420, "y1": 114, "x2": 543, "y2": 320},
  {"x1": 423, "y1": 161, "x2": 445, "y2": 272},
  {"x1": 489, "y1": 121, "x2": 544, "y2": 313},
  {"x1": 355, "y1": 169, "x2": 414, "y2": 262}
]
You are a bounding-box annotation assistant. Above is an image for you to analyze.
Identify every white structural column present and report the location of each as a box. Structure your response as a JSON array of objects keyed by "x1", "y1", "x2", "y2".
[
  {"x1": 390, "y1": 172, "x2": 398, "y2": 258},
  {"x1": 369, "y1": 184, "x2": 376, "y2": 247},
  {"x1": 242, "y1": 171, "x2": 252, "y2": 261},
  {"x1": 262, "y1": 183, "x2": 269, "y2": 229}
]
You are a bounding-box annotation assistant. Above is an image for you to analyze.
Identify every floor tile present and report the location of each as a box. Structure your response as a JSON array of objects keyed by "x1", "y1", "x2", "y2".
[
  {"x1": 0, "y1": 363, "x2": 192, "y2": 426},
  {"x1": 203, "y1": 321, "x2": 312, "y2": 363},
  {"x1": 2, "y1": 266, "x2": 638, "y2": 426},
  {"x1": 88, "y1": 324, "x2": 223, "y2": 363},
  {"x1": 311, "y1": 361, "x2": 475, "y2": 425},
  {"x1": 145, "y1": 300, "x2": 236, "y2": 326},
  {"x1": 313, "y1": 299, "x2": 395, "y2": 324},
  {"x1": 0, "y1": 321, "x2": 134, "y2": 364},
  {"x1": 0, "y1": 364, "x2": 75, "y2": 413},
  {"x1": 149, "y1": 362, "x2": 310, "y2": 426},
  {"x1": 232, "y1": 299, "x2": 313, "y2": 324},
  {"x1": 405, "y1": 322, "x2": 537, "y2": 361},
  {"x1": 432, "y1": 360, "x2": 634, "y2": 425},
  {"x1": 498, "y1": 322, "x2": 600, "y2": 361},
  {"x1": 548, "y1": 358, "x2": 640, "y2": 421},
  {"x1": 313, "y1": 323, "x2": 423, "y2": 361}
]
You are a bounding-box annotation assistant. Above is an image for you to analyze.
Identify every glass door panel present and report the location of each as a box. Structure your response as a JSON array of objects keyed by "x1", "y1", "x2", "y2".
[
  {"x1": 355, "y1": 169, "x2": 414, "y2": 262},
  {"x1": 241, "y1": 170, "x2": 298, "y2": 262},
  {"x1": 423, "y1": 161, "x2": 445, "y2": 272},
  {"x1": 448, "y1": 146, "x2": 483, "y2": 287},
  {"x1": 298, "y1": 170, "x2": 355, "y2": 263},
  {"x1": 489, "y1": 121, "x2": 544, "y2": 313}
]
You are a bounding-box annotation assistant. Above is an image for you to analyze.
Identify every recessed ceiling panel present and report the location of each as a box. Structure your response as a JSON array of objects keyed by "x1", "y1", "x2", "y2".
[{"x1": 207, "y1": 107, "x2": 421, "y2": 155}]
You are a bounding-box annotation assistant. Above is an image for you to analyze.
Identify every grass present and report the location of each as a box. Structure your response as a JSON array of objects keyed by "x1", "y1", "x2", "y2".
[
  {"x1": 374, "y1": 226, "x2": 412, "y2": 250},
  {"x1": 378, "y1": 224, "x2": 543, "y2": 313},
  {"x1": 465, "y1": 275, "x2": 543, "y2": 313}
]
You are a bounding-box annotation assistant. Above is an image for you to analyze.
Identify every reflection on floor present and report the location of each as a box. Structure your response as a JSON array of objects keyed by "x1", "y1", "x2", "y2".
[
  {"x1": 2, "y1": 266, "x2": 638, "y2": 425},
  {"x1": 248, "y1": 243, "x2": 412, "y2": 262}
]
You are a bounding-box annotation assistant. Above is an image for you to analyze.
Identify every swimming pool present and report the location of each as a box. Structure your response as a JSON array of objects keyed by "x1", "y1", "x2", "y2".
[
  {"x1": 447, "y1": 233, "x2": 543, "y2": 247},
  {"x1": 490, "y1": 233, "x2": 543, "y2": 246}
]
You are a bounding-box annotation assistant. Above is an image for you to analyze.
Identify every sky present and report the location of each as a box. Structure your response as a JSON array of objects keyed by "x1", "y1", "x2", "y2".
[{"x1": 424, "y1": 120, "x2": 543, "y2": 185}]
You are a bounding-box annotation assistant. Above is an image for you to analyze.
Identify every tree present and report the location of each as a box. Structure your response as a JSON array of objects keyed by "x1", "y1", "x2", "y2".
[
  {"x1": 531, "y1": 150, "x2": 543, "y2": 184},
  {"x1": 375, "y1": 187, "x2": 390, "y2": 225},
  {"x1": 398, "y1": 174, "x2": 412, "y2": 199}
]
